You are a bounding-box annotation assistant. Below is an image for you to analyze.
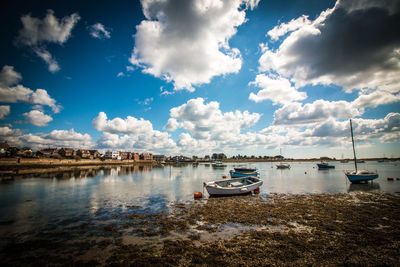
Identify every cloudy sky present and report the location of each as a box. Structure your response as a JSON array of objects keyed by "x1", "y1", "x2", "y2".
[{"x1": 1, "y1": 0, "x2": 399, "y2": 158}]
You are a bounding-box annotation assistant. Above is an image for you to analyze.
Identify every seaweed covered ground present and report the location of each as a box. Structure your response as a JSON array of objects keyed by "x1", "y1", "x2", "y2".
[{"x1": 1, "y1": 192, "x2": 400, "y2": 266}]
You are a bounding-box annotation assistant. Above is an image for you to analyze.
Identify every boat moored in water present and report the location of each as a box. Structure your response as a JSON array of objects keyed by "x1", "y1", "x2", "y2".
[
  {"x1": 317, "y1": 162, "x2": 335, "y2": 169},
  {"x1": 345, "y1": 119, "x2": 378, "y2": 183},
  {"x1": 204, "y1": 176, "x2": 263, "y2": 196},
  {"x1": 276, "y1": 163, "x2": 290, "y2": 169}
]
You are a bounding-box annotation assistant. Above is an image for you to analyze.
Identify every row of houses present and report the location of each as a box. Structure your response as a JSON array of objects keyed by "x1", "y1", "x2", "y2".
[{"x1": 0, "y1": 142, "x2": 161, "y2": 161}]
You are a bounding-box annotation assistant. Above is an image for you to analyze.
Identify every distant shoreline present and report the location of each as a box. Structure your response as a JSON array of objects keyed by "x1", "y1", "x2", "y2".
[{"x1": 0, "y1": 157, "x2": 397, "y2": 171}]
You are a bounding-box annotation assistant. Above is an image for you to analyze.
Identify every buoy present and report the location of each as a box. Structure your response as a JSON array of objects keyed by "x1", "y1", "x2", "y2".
[
  {"x1": 222, "y1": 175, "x2": 227, "y2": 179},
  {"x1": 387, "y1": 177, "x2": 394, "y2": 181},
  {"x1": 194, "y1": 192, "x2": 203, "y2": 198},
  {"x1": 253, "y1": 187, "x2": 260, "y2": 194}
]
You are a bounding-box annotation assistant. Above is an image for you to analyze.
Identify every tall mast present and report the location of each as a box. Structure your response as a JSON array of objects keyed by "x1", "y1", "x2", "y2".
[{"x1": 349, "y1": 119, "x2": 357, "y2": 172}]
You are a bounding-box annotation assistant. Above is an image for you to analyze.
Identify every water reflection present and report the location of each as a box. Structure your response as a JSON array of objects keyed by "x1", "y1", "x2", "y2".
[{"x1": 348, "y1": 182, "x2": 381, "y2": 193}]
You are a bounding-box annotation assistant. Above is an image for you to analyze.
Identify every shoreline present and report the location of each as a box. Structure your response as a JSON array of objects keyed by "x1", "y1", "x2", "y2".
[{"x1": 1, "y1": 192, "x2": 399, "y2": 265}]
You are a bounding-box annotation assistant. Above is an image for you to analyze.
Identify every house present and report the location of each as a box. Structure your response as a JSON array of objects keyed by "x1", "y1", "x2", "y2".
[
  {"x1": 105, "y1": 151, "x2": 120, "y2": 159},
  {"x1": 17, "y1": 147, "x2": 33, "y2": 158},
  {"x1": 89, "y1": 150, "x2": 101, "y2": 158},
  {"x1": 153, "y1": 154, "x2": 166, "y2": 162},
  {"x1": 119, "y1": 151, "x2": 129, "y2": 160},
  {"x1": 132, "y1": 152, "x2": 139, "y2": 161},
  {"x1": 77, "y1": 149, "x2": 91, "y2": 158},
  {"x1": 140, "y1": 153, "x2": 153, "y2": 161},
  {"x1": 37, "y1": 148, "x2": 59, "y2": 157},
  {"x1": 0, "y1": 142, "x2": 9, "y2": 156},
  {"x1": 58, "y1": 148, "x2": 76, "y2": 158}
]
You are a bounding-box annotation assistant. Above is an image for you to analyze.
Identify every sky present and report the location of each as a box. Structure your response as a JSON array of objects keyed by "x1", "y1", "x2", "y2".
[{"x1": 0, "y1": 0, "x2": 399, "y2": 159}]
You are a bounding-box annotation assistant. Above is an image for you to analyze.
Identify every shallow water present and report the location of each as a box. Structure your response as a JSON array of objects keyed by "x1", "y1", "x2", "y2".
[{"x1": 0, "y1": 161, "x2": 399, "y2": 245}]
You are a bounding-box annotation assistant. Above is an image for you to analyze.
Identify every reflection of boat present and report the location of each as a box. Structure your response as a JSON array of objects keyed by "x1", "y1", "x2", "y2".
[
  {"x1": 345, "y1": 119, "x2": 378, "y2": 183},
  {"x1": 276, "y1": 163, "x2": 290, "y2": 169},
  {"x1": 348, "y1": 182, "x2": 380, "y2": 193},
  {"x1": 317, "y1": 162, "x2": 335, "y2": 169},
  {"x1": 204, "y1": 176, "x2": 263, "y2": 196}
]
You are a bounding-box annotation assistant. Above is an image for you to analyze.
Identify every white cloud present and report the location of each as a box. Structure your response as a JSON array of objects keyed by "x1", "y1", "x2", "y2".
[
  {"x1": 0, "y1": 105, "x2": 10, "y2": 119},
  {"x1": 92, "y1": 112, "x2": 177, "y2": 153},
  {"x1": 167, "y1": 98, "x2": 261, "y2": 142},
  {"x1": 23, "y1": 110, "x2": 53, "y2": 126},
  {"x1": 16, "y1": 9, "x2": 80, "y2": 73},
  {"x1": 0, "y1": 126, "x2": 93, "y2": 150},
  {"x1": 258, "y1": 0, "x2": 400, "y2": 108},
  {"x1": 249, "y1": 74, "x2": 307, "y2": 105},
  {"x1": 267, "y1": 15, "x2": 311, "y2": 41},
  {"x1": 33, "y1": 47, "x2": 60, "y2": 73},
  {"x1": 130, "y1": 0, "x2": 258, "y2": 91},
  {"x1": 89, "y1": 23, "x2": 111, "y2": 39},
  {"x1": 273, "y1": 100, "x2": 361, "y2": 125},
  {"x1": 0, "y1": 66, "x2": 61, "y2": 113}
]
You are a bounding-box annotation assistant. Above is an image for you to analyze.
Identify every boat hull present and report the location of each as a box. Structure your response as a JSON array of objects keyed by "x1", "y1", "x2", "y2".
[
  {"x1": 230, "y1": 171, "x2": 259, "y2": 178},
  {"x1": 205, "y1": 177, "x2": 263, "y2": 196},
  {"x1": 317, "y1": 164, "x2": 335, "y2": 169},
  {"x1": 345, "y1": 173, "x2": 378, "y2": 183},
  {"x1": 276, "y1": 164, "x2": 290, "y2": 169}
]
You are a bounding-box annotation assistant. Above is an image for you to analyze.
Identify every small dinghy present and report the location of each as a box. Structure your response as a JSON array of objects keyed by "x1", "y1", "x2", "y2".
[
  {"x1": 204, "y1": 176, "x2": 263, "y2": 197},
  {"x1": 229, "y1": 167, "x2": 259, "y2": 178}
]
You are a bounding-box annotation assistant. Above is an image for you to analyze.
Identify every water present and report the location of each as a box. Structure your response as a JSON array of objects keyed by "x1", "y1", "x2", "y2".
[{"x1": 0, "y1": 161, "x2": 399, "y2": 250}]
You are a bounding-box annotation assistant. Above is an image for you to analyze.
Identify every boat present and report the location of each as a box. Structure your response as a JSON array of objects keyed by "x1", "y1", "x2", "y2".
[
  {"x1": 317, "y1": 162, "x2": 335, "y2": 169},
  {"x1": 212, "y1": 161, "x2": 226, "y2": 168},
  {"x1": 276, "y1": 148, "x2": 290, "y2": 169},
  {"x1": 229, "y1": 170, "x2": 259, "y2": 178},
  {"x1": 345, "y1": 119, "x2": 378, "y2": 183},
  {"x1": 204, "y1": 176, "x2": 263, "y2": 196},
  {"x1": 276, "y1": 163, "x2": 290, "y2": 169},
  {"x1": 340, "y1": 159, "x2": 349, "y2": 163},
  {"x1": 233, "y1": 167, "x2": 257, "y2": 172}
]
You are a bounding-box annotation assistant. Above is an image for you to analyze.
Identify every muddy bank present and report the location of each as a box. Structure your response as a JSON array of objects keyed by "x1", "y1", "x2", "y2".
[{"x1": 1, "y1": 193, "x2": 399, "y2": 266}]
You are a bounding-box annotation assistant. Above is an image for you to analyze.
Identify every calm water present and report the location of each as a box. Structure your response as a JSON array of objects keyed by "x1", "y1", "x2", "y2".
[{"x1": 0, "y1": 161, "x2": 399, "y2": 245}]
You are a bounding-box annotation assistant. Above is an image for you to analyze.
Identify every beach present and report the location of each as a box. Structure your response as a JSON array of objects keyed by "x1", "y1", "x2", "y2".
[{"x1": 1, "y1": 192, "x2": 399, "y2": 266}]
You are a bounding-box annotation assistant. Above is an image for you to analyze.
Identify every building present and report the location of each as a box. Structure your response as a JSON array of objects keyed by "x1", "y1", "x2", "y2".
[
  {"x1": 58, "y1": 148, "x2": 75, "y2": 158},
  {"x1": 119, "y1": 151, "x2": 129, "y2": 160},
  {"x1": 140, "y1": 153, "x2": 153, "y2": 161},
  {"x1": 105, "y1": 151, "x2": 120, "y2": 159},
  {"x1": 89, "y1": 150, "x2": 101, "y2": 158},
  {"x1": 0, "y1": 142, "x2": 9, "y2": 156},
  {"x1": 77, "y1": 149, "x2": 91, "y2": 158},
  {"x1": 153, "y1": 154, "x2": 166, "y2": 162},
  {"x1": 37, "y1": 148, "x2": 59, "y2": 157}
]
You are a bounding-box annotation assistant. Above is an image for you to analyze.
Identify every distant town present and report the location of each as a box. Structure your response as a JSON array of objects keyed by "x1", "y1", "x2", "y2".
[{"x1": 1, "y1": 141, "x2": 398, "y2": 164}]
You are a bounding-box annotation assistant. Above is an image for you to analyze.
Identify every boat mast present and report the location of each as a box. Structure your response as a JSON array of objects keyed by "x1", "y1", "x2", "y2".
[{"x1": 349, "y1": 119, "x2": 357, "y2": 172}]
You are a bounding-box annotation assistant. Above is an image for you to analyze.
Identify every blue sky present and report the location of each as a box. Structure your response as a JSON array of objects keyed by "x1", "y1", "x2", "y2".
[{"x1": 0, "y1": 0, "x2": 399, "y2": 158}]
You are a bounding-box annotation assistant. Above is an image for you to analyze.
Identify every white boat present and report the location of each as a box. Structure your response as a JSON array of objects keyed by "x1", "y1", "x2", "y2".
[
  {"x1": 276, "y1": 163, "x2": 290, "y2": 169},
  {"x1": 204, "y1": 176, "x2": 263, "y2": 196},
  {"x1": 345, "y1": 119, "x2": 378, "y2": 183}
]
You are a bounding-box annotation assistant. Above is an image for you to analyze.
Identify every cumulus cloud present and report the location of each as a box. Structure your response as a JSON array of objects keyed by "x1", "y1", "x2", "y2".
[
  {"x1": 0, "y1": 127, "x2": 93, "y2": 150},
  {"x1": 249, "y1": 74, "x2": 307, "y2": 105},
  {"x1": 130, "y1": 0, "x2": 257, "y2": 91},
  {"x1": 258, "y1": 0, "x2": 400, "y2": 107},
  {"x1": 0, "y1": 65, "x2": 61, "y2": 113},
  {"x1": 15, "y1": 9, "x2": 80, "y2": 72},
  {"x1": 23, "y1": 110, "x2": 53, "y2": 126},
  {"x1": 167, "y1": 98, "x2": 261, "y2": 142},
  {"x1": 0, "y1": 105, "x2": 10, "y2": 119},
  {"x1": 273, "y1": 100, "x2": 361, "y2": 125},
  {"x1": 89, "y1": 23, "x2": 111, "y2": 39},
  {"x1": 92, "y1": 112, "x2": 177, "y2": 153}
]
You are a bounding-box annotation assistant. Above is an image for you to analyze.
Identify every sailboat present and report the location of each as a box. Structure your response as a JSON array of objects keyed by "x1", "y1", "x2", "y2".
[
  {"x1": 345, "y1": 119, "x2": 378, "y2": 183},
  {"x1": 276, "y1": 148, "x2": 290, "y2": 169}
]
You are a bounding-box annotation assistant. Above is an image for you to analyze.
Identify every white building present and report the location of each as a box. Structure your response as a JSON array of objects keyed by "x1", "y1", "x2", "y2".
[{"x1": 104, "y1": 150, "x2": 120, "y2": 159}]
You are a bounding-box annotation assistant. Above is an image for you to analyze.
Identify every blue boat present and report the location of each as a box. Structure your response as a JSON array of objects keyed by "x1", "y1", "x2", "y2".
[
  {"x1": 230, "y1": 170, "x2": 259, "y2": 178},
  {"x1": 345, "y1": 119, "x2": 378, "y2": 183},
  {"x1": 317, "y1": 162, "x2": 335, "y2": 169}
]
